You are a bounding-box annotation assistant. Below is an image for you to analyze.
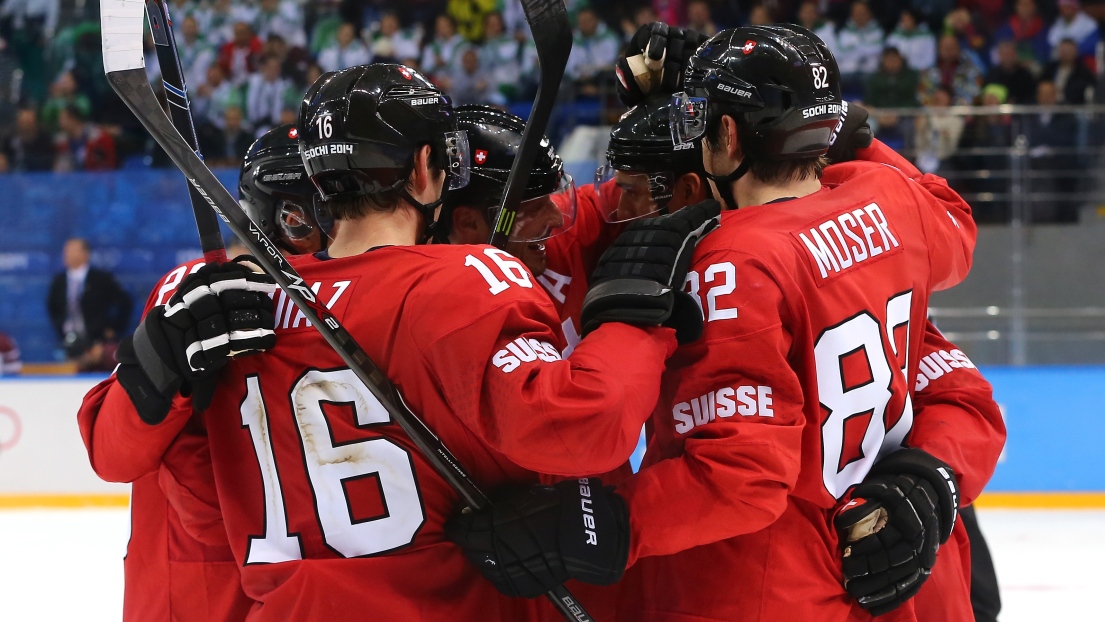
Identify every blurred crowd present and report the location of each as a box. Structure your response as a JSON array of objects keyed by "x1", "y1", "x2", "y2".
[{"x1": 1, "y1": 0, "x2": 1105, "y2": 180}]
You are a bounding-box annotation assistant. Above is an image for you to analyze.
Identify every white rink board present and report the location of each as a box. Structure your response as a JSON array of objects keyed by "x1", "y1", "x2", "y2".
[{"x1": 0, "y1": 377, "x2": 128, "y2": 494}]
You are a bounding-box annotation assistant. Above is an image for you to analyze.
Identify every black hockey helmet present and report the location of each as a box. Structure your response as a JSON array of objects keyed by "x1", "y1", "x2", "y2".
[
  {"x1": 672, "y1": 25, "x2": 841, "y2": 159},
  {"x1": 438, "y1": 105, "x2": 576, "y2": 243},
  {"x1": 239, "y1": 124, "x2": 328, "y2": 250},
  {"x1": 596, "y1": 94, "x2": 706, "y2": 222},
  {"x1": 297, "y1": 63, "x2": 469, "y2": 230}
]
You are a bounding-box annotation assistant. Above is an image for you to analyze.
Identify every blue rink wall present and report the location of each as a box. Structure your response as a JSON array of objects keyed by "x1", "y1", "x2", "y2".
[{"x1": 0, "y1": 169, "x2": 240, "y2": 362}]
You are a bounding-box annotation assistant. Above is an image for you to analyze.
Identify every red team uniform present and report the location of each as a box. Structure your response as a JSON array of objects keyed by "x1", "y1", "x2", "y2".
[
  {"x1": 613, "y1": 141, "x2": 1005, "y2": 622},
  {"x1": 173, "y1": 243, "x2": 674, "y2": 620},
  {"x1": 77, "y1": 259, "x2": 255, "y2": 622}
]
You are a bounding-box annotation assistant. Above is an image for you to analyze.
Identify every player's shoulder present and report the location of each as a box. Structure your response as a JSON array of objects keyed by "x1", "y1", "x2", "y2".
[{"x1": 145, "y1": 258, "x2": 209, "y2": 311}]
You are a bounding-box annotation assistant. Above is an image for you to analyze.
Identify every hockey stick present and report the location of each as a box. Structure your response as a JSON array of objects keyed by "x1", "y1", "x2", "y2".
[
  {"x1": 145, "y1": 0, "x2": 226, "y2": 263},
  {"x1": 488, "y1": 0, "x2": 572, "y2": 248},
  {"x1": 101, "y1": 2, "x2": 592, "y2": 620}
]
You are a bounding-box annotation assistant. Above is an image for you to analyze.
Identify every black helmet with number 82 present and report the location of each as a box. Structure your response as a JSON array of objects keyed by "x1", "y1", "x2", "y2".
[
  {"x1": 297, "y1": 63, "x2": 469, "y2": 229},
  {"x1": 671, "y1": 24, "x2": 841, "y2": 161}
]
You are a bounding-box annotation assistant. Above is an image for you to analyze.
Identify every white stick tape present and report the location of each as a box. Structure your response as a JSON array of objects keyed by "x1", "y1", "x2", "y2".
[{"x1": 100, "y1": 0, "x2": 147, "y2": 73}]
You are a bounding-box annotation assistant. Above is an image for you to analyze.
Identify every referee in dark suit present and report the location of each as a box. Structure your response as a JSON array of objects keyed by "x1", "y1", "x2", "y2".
[{"x1": 46, "y1": 238, "x2": 133, "y2": 365}]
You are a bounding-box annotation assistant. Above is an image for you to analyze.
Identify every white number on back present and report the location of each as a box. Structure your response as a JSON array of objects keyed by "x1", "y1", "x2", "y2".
[
  {"x1": 241, "y1": 369, "x2": 425, "y2": 563},
  {"x1": 685, "y1": 262, "x2": 738, "y2": 322},
  {"x1": 465, "y1": 248, "x2": 533, "y2": 295}
]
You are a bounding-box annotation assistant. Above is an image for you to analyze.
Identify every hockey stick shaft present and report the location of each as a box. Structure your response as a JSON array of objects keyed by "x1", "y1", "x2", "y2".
[
  {"x1": 102, "y1": 2, "x2": 590, "y2": 618},
  {"x1": 488, "y1": 0, "x2": 573, "y2": 248},
  {"x1": 145, "y1": 0, "x2": 226, "y2": 263}
]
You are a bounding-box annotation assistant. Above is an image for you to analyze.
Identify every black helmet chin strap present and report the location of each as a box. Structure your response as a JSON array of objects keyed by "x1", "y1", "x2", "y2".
[
  {"x1": 705, "y1": 159, "x2": 750, "y2": 211},
  {"x1": 400, "y1": 187, "x2": 446, "y2": 243}
]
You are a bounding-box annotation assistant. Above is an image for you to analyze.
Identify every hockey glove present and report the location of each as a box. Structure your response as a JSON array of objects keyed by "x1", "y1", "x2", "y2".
[
  {"x1": 615, "y1": 22, "x2": 709, "y2": 106},
  {"x1": 445, "y1": 478, "x2": 630, "y2": 599},
  {"x1": 116, "y1": 259, "x2": 277, "y2": 424},
  {"x1": 833, "y1": 448, "x2": 959, "y2": 616},
  {"x1": 826, "y1": 101, "x2": 874, "y2": 164},
  {"x1": 581, "y1": 199, "x2": 720, "y2": 344}
]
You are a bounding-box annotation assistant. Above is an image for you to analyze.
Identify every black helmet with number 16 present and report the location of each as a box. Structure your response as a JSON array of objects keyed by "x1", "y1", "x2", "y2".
[{"x1": 298, "y1": 63, "x2": 469, "y2": 238}]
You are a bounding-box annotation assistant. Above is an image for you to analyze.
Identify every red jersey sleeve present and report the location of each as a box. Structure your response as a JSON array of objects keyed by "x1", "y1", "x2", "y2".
[
  {"x1": 412, "y1": 249, "x2": 677, "y2": 477},
  {"x1": 617, "y1": 251, "x2": 804, "y2": 564},
  {"x1": 833, "y1": 139, "x2": 977, "y2": 291},
  {"x1": 908, "y1": 322, "x2": 1006, "y2": 505},
  {"x1": 76, "y1": 261, "x2": 207, "y2": 483},
  {"x1": 159, "y1": 421, "x2": 228, "y2": 546}
]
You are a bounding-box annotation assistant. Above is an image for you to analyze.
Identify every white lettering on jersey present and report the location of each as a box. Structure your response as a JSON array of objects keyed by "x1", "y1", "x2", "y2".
[
  {"x1": 561, "y1": 318, "x2": 582, "y2": 358},
  {"x1": 914, "y1": 349, "x2": 976, "y2": 391},
  {"x1": 537, "y1": 267, "x2": 571, "y2": 304},
  {"x1": 492, "y1": 338, "x2": 562, "y2": 373},
  {"x1": 798, "y1": 202, "x2": 900, "y2": 280},
  {"x1": 672, "y1": 384, "x2": 773, "y2": 434},
  {"x1": 155, "y1": 262, "x2": 206, "y2": 306},
  {"x1": 274, "y1": 280, "x2": 351, "y2": 330}
]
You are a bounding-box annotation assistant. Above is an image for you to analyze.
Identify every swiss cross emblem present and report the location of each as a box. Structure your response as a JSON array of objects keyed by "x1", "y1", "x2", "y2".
[
  {"x1": 742, "y1": 40, "x2": 756, "y2": 54},
  {"x1": 398, "y1": 66, "x2": 412, "y2": 80},
  {"x1": 474, "y1": 149, "x2": 488, "y2": 165},
  {"x1": 288, "y1": 127, "x2": 298, "y2": 139}
]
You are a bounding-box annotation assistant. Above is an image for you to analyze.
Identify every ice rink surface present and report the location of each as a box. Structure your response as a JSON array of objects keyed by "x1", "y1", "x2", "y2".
[{"x1": 0, "y1": 507, "x2": 1099, "y2": 621}]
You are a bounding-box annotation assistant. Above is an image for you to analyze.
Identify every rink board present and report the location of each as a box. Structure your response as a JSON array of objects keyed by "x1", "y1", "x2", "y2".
[{"x1": 0, "y1": 369, "x2": 1102, "y2": 507}]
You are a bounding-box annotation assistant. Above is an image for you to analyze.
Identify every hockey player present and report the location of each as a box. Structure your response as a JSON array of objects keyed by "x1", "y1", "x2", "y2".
[
  {"x1": 447, "y1": 26, "x2": 1004, "y2": 622},
  {"x1": 98, "y1": 64, "x2": 717, "y2": 621},
  {"x1": 76, "y1": 124, "x2": 325, "y2": 622}
]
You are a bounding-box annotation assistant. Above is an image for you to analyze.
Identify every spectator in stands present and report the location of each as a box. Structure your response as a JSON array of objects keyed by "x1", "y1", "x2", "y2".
[
  {"x1": 622, "y1": 5, "x2": 659, "y2": 40},
  {"x1": 445, "y1": 47, "x2": 503, "y2": 106},
  {"x1": 219, "y1": 22, "x2": 264, "y2": 85},
  {"x1": 369, "y1": 11, "x2": 421, "y2": 66},
  {"x1": 193, "y1": 62, "x2": 242, "y2": 129},
  {"x1": 985, "y1": 40, "x2": 1038, "y2": 104},
  {"x1": 4, "y1": 107, "x2": 54, "y2": 172},
  {"x1": 0, "y1": 331, "x2": 20, "y2": 375},
  {"x1": 919, "y1": 34, "x2": 983, "y2": 105},
  {"x1": 943, "y1": 7, "x2": 990, "y2": 72},
  {"x1": 264, "y1": 33, "x2": 311, "y2": 86},
  {"x1": 54, "y1": 106, "x2": 116, "y2": 172},
  {"x1": 447, "y1": 0, "x2": 498, "y2": 43},
  {"x1": 915, "y1": 85, "x2": 966, "y2": 174},
  {"x1": 796, "y1": 1, "x2": 838, "y2": 55},
  {"x1": 0, "y1": 152, "x2": 8, "y2": 173},
  {"x1": 195, "y1": 0, "x2": 237, "y2": 47},
  {"x1": 46, "y1": 238, "x2": 132, "y2": 368},
  {"x1": 685, "y1": 0, "x2": 718, "y2": 37},
  {"x1": 1043, "y1": 38, "x2": 1096, "y2": 104},
  {"x1": 1049, "y1": 0, "x2": 1099, "y2": 61},
  {"x1": 1026, "y1": 79, "x2": 1081, "y2": 222},
  {"x1": 251, "y1": 0, "x2": 306, "y2": 49},
  {"x1": 480, "y1": 12, "x2": 521, "y2": 102},
  {"x1": 318, "y1": 22, "x2": 371, "y2": 72},
  {"x1": 304, "y1": 62, "x2": 323, "y2": 90},
  {"x1": 245, "y1": 54, "x2": 293, "y2": 136},
  {"x1": 0, "y1": 0, "x2": 58, "y2": 41},
  {"x1": 747, "y1": 4, "x2": 772, "y2": 26},
  {"x1": 421, "y1": 14, "x2": 467, "y2": 79},
  {"x1": 198, "y1": 105, "x2": 253, "y2": 167},
  {"x1": 959, "y1": 83, "x2": 1014, "y2": 222},
  {"x1": 566, "y1": 7, "x2": 620, "y2": 92},
  {"x1": 836, "y1": 1, "x2": 885, "y2": 95},
  {"x1": 864, "y1": 46, "x2": 919, "y2": 144},
  {"x1": 40, "y1": 71, "x2": 91, "y2": 131},
  {"x1": 993, "y1": 0, "x2": 1050, "y2": 73},
  {"x1": 178, "y1": 15, "x2": 216, "y2": 93},
  {"x1": 886, "y1": 9, "x2": 936, "y2": 71}
]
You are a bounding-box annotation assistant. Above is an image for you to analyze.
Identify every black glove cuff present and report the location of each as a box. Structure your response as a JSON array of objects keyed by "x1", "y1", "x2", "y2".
[
  {"x1": 581, "y1": 279, "x2": 673, "y2": 337},
  {"x1": 115, "y1": 333, "x2": 182, "y2": 425},
  {"x1": 868, "y1": 448, "x2": 959, "y2": 543}
]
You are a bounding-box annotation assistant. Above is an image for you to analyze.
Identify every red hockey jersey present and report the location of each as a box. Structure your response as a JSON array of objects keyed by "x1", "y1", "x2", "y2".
[
  {"x1": 540, "y1": 179, "x2": 624, "y2": 355},
  {"x1": 191, "y1": 243, "x2": 675, "y2": 620},
  {"x1": 76, "y1": 259, "x2": 255, "y2": 622},
  {"x1": 615, "y1": 141, "x2": 988, "y2": 622}
]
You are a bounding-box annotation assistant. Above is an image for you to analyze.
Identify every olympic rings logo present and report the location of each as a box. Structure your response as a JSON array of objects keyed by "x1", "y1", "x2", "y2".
[{"x1": 0, "y1": 406, "x2": 23, "y2": 453}]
